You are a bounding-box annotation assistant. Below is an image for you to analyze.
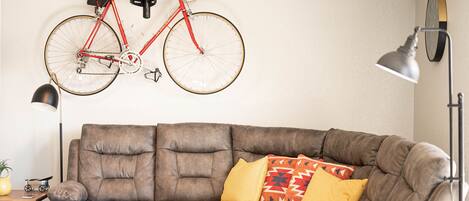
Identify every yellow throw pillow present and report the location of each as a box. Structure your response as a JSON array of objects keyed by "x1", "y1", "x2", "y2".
[
  {"x1": 221, "y1": 156, "x2": 268, "y2": 201},
  {"x1": 303, "y1": 168, "x2": 368, "y2": 201}
]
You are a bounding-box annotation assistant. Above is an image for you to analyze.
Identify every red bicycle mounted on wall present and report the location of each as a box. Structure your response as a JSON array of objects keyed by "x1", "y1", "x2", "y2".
[{"x1": 44, "y1": 0, "x2": 245, "y2": 95}]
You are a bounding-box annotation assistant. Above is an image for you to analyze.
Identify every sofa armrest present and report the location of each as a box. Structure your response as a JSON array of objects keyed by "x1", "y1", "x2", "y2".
[
  {"x1": 428, "y1": 181, "x2": 468, "y2": 201},
  {"x1": 67, "y1": 139, "x2": 80, "y2": 181},
  {"x1": 48, "y1": 181, "x2": 88, "y2": 201}
]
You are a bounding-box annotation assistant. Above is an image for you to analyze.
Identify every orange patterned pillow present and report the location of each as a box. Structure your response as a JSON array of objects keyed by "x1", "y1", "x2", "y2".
[
  {"x1": 284, "y1": 155, "x2": 355, "y2": 201},
  {"x1": 260, "y1": 155, "x2": 299, "y2": 201}
]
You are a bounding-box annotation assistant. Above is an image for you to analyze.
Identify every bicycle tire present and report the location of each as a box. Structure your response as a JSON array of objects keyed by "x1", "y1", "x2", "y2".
[
  {"x1": 163, "y1": 12, "x2": 246, "y2": 95},
  {"x1": 44, "y1": 15, "x2": 122, "y2": 96}
]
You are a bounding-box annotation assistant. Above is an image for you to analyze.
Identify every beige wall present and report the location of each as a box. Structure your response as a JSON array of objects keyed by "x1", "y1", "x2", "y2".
[
  {"x1": 0, "y1": 1, "x2": 2, "y2": 112},
  {"x1": 0, "y1": 0, "x2": 415, "y2": 187},
  {"x1": 414, "y1": 0, "x2": 469, "y2": 197}
]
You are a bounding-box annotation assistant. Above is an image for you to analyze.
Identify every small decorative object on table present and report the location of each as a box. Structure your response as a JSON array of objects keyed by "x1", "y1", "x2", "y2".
[
  {"x1": 0, "y1": 160, "x2": 12, "y2": 196},
  {"x1": 24, "y1": 176, "x2": 53, "y2": 193}
]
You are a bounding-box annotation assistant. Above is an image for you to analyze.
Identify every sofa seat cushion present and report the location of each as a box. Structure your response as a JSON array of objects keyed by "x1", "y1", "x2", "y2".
[
  {"x1": 155, "y1": 123, "x2": 233, "y2": 201},
  {"x1": 78, "y1": 124, "x2": 156, "y2": 201}
]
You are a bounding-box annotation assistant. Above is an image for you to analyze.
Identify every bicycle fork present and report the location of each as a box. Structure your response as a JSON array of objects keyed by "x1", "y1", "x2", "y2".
[{"x1": 180, "y1": 0, "x2": 204, "y2": 54}]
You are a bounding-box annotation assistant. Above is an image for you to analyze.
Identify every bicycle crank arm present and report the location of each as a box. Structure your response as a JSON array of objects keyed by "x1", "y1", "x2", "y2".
[{"x1": 111, "y1": 57, "x2": 133, "y2": 65}]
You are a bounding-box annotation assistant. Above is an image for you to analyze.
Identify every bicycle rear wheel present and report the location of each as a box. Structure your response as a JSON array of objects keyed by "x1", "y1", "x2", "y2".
[
  {"x1": 44, "y1": 15, "x2": 122, "y2": 96},
  {"x1": 163, "y1": 12, "x2": 245, "y2": 94}
]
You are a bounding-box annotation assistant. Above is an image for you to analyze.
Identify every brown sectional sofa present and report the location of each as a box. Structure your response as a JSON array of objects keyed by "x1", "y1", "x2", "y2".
[{"x1": 48, "y1": 123, "x2": 467, "y2": 201}]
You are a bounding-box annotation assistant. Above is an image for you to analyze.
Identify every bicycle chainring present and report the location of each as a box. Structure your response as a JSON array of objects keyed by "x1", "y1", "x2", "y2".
[{"x1": 119, "y1": 51, "x2": 143, "y2": 74}]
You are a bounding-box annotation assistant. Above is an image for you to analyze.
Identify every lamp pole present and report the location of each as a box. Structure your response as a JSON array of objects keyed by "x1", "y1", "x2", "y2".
[
  {"x1": 417, "y1": 27, "x2": 464, "y2": 200},
  {"x1": 59, "y1": 90, "x2": 63, "y2": 183},
  {"x1": 50, "y1": 74, "x2": 64, "y2": 183}
]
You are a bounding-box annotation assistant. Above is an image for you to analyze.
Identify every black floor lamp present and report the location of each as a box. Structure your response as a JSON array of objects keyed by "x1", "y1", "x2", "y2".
[
  {"x1": 376, "y1": 26, "x2": 465, "y2": 201},
  {"x1": 31, "y1": 74, "x2": 64, "y2": 183}
]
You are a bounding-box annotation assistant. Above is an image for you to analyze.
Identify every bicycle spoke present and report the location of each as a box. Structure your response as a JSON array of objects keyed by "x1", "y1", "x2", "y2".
[
  {"x1": 177, "y1": 57, "x2": 204, "y2": 83},
  {"x1": 48, "y1": 58, "x2": 76, "y2": 64},
  {"x1": 165, "y1": 46, "x2": 197, "y2": 54},
  {"x1": 57, "y1": 29, "x2": 80, "y2": 50},
  {"x1": 49, "y1": 37, "x2": 77, "y2": 51},
  {"x1": 205, "y1": 40, "x2": 240, "y2": 52},
  {"x1": 170, "y1": 56, "x2": 201, "y2": 74},
  {"x1": 165, "y1": 53, "x2": 197, "y2": 61},
  {"x1": 47, "y1": 53, "x2": 75, "y2": 57},
  {"x1": 205, "y1": 55, "x2": 231, "y2": 75},
  {"x1": 94, "y1": 31, "x2": 118, "y2": 51},
  {"x1": 171, "y1": 28, "x2": 196, "y2": 47},
  {"x1": 208, "y1": 53, "x2": 242, "y2": 68}
]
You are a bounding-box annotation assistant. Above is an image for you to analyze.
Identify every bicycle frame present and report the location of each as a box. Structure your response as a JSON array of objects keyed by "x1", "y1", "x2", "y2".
[{"x1": 79, "y1": 0, "x2": 203, "y2": 62}]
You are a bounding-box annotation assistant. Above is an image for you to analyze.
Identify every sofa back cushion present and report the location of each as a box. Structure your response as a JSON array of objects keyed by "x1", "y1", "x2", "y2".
[
  {"x1": 78, "y1": 124, "x2": 156, "y2": 201},
  {"x1": 155, "y1": 123, "x2": 233, "y2": 201},
  {"x1": 362, "y1": 135, "x2": 415, "y2": 201},
  {"x1": 323, "y1": 129, "x2": 451, "y2": 201},
  {"x1": 322, "y1": 129, "x2": 387, "y2": 180},
  {"x1": 365, "y1": 141, "x2": 450, "y2": 201},
  {"x1": 232, "y1": 125, "x2": 327, "y2": 163}
]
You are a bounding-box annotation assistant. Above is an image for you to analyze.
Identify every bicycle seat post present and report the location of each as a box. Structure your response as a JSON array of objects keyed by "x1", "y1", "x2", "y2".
[{"x1": 95, "y1": 6, "x2": 104, "y2": 17}]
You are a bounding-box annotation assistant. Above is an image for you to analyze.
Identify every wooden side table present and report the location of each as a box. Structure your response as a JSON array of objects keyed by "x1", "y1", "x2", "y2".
[{"x1": 0, "y1": 190, "x2": 47, "y2": 201}]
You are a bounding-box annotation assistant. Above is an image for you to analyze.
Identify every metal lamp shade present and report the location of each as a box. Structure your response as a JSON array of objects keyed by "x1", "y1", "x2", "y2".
[
  {"x1": 376, "y1": 51, "x2": 420, "y2": 83},
  {"x1": 376, "y1": 33, "x2": 420, "y2": 84},
  {"x1": 31, "y1": 84, "x2": 59, "y2": 112}
]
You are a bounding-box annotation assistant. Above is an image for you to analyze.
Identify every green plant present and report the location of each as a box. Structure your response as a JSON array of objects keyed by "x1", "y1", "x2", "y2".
[{"x1": 0, "y1": 160, "x2": 12, "y2": 177}]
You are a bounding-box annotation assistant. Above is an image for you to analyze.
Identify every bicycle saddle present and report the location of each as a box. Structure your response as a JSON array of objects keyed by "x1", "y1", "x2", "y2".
[
  {"x1": 87, "y1": 0, "x2": 109, "y2": 7},
  {"x1": 130, "y1": 0, "x2": 157, "y2": 19}
]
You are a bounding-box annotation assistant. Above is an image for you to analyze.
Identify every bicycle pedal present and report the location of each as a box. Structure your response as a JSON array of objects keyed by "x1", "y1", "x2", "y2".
[{"x1": 144, "y1": 68, "x2": 162, "y2": 83}]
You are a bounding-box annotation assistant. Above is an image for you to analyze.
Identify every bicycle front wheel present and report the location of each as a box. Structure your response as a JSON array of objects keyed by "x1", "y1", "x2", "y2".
[
  {"x1": 163, "y1": 12, "x2": 245, "y2": 94},
  {"x1": 44, "y1": 15, "x2": 122, "y2": 96}
]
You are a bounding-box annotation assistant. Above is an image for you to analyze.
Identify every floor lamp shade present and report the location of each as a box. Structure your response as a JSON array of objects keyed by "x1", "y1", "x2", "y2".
[
  {"x1": 31, "y1": 84, "x2": 59, "y2": 112},
  {"x1": 376, "y1": 33, "x2": 420, "y2": 83}
]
